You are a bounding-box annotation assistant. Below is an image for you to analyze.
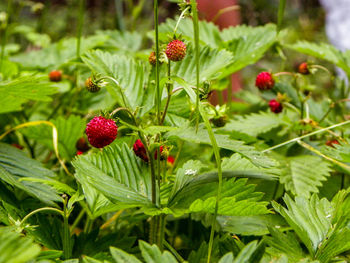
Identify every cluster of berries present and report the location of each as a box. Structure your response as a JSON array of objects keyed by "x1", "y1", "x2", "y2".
[
  {"x1": 255, "y1": 62, "x2": 310, "y2": 114},
  {"x1": 149, "y1": 39, "x2": 187, "y2": 66}
]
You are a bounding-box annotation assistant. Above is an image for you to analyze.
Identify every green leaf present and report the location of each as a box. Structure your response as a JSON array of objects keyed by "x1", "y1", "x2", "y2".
[
  {"x1": 139, "y1": 240, "x2": 177, "y2": 263},
  {"x1": 166, "y1": 124, "x2": 277, "y2": 168},
  {"x1": 279, "y1": 155, "x2": 331, "y2": 198},
  {"x1": 172, "y1": 44, "x2": 233, "y2": 88},
  {"x1": 22, "y1": 115, "x2": 86, "y2": 160},
  {"x1": 0, "y1": 76, "x2": 57, "y2": 114},
  {"x1": 82, "y1": 50, "x2": 148, "y2": 110},
  {"x1": 272, "y1": 194, "x2": 332, "y2": 256},
  {"x1": 0, "y1": 143, "x2": 62, "y2": 206},
  {"x1": 72, "y1": 142, "x2": 155, "y2": 217},
  {"x1": 0, "y1": 227, "x2": 41, "y2": 263},
  {"x1": 233, "y1": 240, "x2": 265, "y2": 263},
  {"x1": 286, "y1": 41, "x2": 350, "y2": 75},
  {"x1": 220, "y1": 24, "x2": 277, "y2": 76},
  {"x1": 223, "y1": 111, "x2": 285, "y2": 137},
  {"x1": 110, "y1": 246, "x2": 142, "y2": 263},
  {"x1": 97, "y1": 30, "x2": 142, "y2": 52}
]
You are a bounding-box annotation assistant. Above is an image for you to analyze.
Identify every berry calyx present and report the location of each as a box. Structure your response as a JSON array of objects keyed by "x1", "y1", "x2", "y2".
[
  {"x1": 85, "y1": 116, "x2": 118, "y2": 148},
  {"x1": 76, "y1": 137, "x2": 90, "y2": 152},
  {"x1": 298, "y1": 62, "x2": 310, "y2": 75},
  {"x1": 85, "y1": 77, "x2": 101, "y2": 93},
  {"x1": 166, "y1": 40, "x2": 186, "y2": 61},
  {"x1": 133, "y1": 139, "x2": 149, "y2": 162},
  {"x1": 49, "y1": 70, "x2": 62, "y2": 82},
  {"x1": 255, "y1": 72, "x2": 275, "y2": 90},
  {"x1": 269, "y1": 99, "x2": 283, "y2": 113}
]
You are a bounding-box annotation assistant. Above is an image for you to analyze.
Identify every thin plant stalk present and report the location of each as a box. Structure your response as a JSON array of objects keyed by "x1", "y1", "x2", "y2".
[
  {"x1": 76, "y1": 0, "x2": 85, "y2": 59},
  {"x1": 154, "y1": 0, "x2": 160, "y2": 125},
  {"x1": 63, "y1": 197, "x2": 71, "y2": 259},
  {"x1": 0, "y1": 0, "x2": 13, "y2": 72}
]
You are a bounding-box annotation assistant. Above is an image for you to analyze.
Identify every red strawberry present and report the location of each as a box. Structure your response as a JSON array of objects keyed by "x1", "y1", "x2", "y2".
[
  {"x1": 255, "y1": 72, "x2": 275, "y2": 90},
  {"x1": 76, "y1": 137, "x2": 90, "y2": 152},
  {"x1": 269, "y1": 99, "x2": 283, "y2": 113},
  {"x1": 133, "y1": 139, "x2": 149, "y2": 162},
  {"x1": 166, "y1": 40, "x2": 186, "y2": 61},
  {"x1": 49, "y1": 70, "x2": 62, "y2": 82},
  {"x1": 76, "y1": 150, "x2": 84, "y2": 155},
  {"x1": 326, "y1": 139, "x2": 339, "y2": 147},
  {"x1": 298, "y1": 62, "x2": 310, "y2": 75},
  {"x1": 167, "y1": 156, "x2": 175, "y2": 165},
  {"x1": 86, "y1": 116, "x2": 118, "y2": 148}
]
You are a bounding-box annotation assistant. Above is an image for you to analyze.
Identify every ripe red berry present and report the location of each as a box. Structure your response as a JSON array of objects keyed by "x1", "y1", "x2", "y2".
[
  {"x1": 49, "y1": 70, "x2": 62, "y2": 82},
  {"x1": 167, "y1": 156, "x2": 175, "y2": 165},
  {"x1": 326, "y1": 139, "x2": 340, "y2": 147},
  {"x1": 133, "y1": 139, "x2": 149, "y2": 162},
  {"x1": 269, "y1": 99, "x2": 283, "y2": 113},
  {"x1": 85, "y1": 116, "x2": 118, "y2": 148},
  {"x1": 76, "y1": 137, "x2": 90, "y2": 152},
  {"x1": 76, "y1": 150, "x2": 84, "y2": 155},
  {"x1": 298, "y1": 62, "x2": 310, "y2": 75},
  {"x1": 166, "y1": 40, "x2": 186, "y2": 61},
  {"x1": 255, "y1": 72, "x2": 275, "y2": 90}
]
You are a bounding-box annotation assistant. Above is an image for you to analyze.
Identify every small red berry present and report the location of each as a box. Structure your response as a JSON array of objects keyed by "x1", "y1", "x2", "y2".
[
  {"x1": 85, "y1": 116, "x2": 118, "y2": 148},
  {"x1": 133, "y1": 139, "x2": 149, "y2": 162},
  {"x1": 298, "y1": 62, "x2": 310, "y2": 75},
  {"x1": 255, "y1": 72, "x2": 275, "y2": 90},
  {"x1": 76, "y1": 151, "x2": 84, "y2": 155},
  {"x1": 167, "y1": 156, "x2": 175, "y2": 165},
  {"x1": 76, "y1": 137, "x2": 90, "y2": 152},
  {"x1": 49, "y1": 70, "x2": 62, "y2": 82},
  {"x1": 154, "y1": 145, "x2": 165, "y2": 160},
  {"x1": 269, "y1": 99, "x2": 283, "y2": 113},
  {"x1": 166, "y1": 40, "x2": 186, "y2": 61},
  {"x1": 326, "y1": 139, "x2": 340, "y2": 147}
]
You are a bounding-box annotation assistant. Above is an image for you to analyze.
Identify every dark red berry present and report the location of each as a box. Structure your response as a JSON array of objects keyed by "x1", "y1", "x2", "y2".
[
  {"x1": 76, "y1": 137, "x2": 90, "y2": 152},
  {"x1": 133, "y1": 139, "x2": 149, "y2": 162},
  {"x1": 269, "y1": 99, "x2": 283, "y2": 113},
  {"x1": 85, "y1": 116, "x2": 118, "y2": 148},
  {"x1": 255, "y1": 72, "x2": 275, "y2": 90},
  {"x1": 166, "y1": 40, "x2": 186, "y2": 61},
  {"x1": 49, "y1": 70, "x2": 62, "y2": 82},
  {"x1": 298, "y1": 62, "x2": 310, "y2": 75},
  {"x1": 326, "y1": 139, "x2": 340, "y2": 147}
]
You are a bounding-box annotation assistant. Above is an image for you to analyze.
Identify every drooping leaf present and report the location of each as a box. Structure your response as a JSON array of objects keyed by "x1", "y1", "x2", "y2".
[{"x1": 0, "y1": 143, "x2": 62, "y2": 206}]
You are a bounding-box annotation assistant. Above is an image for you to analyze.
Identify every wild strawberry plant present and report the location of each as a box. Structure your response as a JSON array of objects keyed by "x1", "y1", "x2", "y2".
[{"x1": 1, "y1": 0, "x2": 350, "y2": 262}]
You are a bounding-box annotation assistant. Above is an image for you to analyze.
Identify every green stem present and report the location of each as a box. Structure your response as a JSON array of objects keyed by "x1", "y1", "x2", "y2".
[
  {"x1": 102, "y1": 76, "x2": 128, "y2": 108},
  {"x1": 173, "y1": 6, "x2": 190, "y2": 36},
  {"x1": 20, "y1": 207, "x2": 64, "y2": 226},
  {"x1": 115, "y1": 0, "x2": 125, "y2": 31},
  {"x1": 154, "y1": 0, "x2": 160, "y2": 125},
  {"x1": 198, "y1": 106, "x2": 222, "y2": 263},
  {"x1": 84, "y1": 215, "x2": 93, "y2": 233},
  {"x1": 76, "y1": 0, "x2": 85, "y2": 59},
  {"x1": 318, "y1": 102, "x2": 334, "y2": 124},
  {"x1": 297, "y1": 140, "x2": 350, "y2": 172},
  {"x1": 156, "y1": 215, "x2": 166, "y2": 250},
  {"x1": 164, "y1": 240, "x2": 185, "y2": 262},
  {"x1": 70, "y1": 208, "x2": 85, "y2": 232},
  {"x1": 191, "y1": 0, "x2": 200, "y2": 131},
  {"x1": 63, "y1": 197, "x2": 71, "y2": 259},
  {"x1": 160, "y1": 62, "x2": 172, "y2": 125},
  {"x1": 277, "y1": 0, "x2": 286, "y2": 33},
  {"x1": 262, "y1": 119, "x2": 350, "y2": 153}
]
